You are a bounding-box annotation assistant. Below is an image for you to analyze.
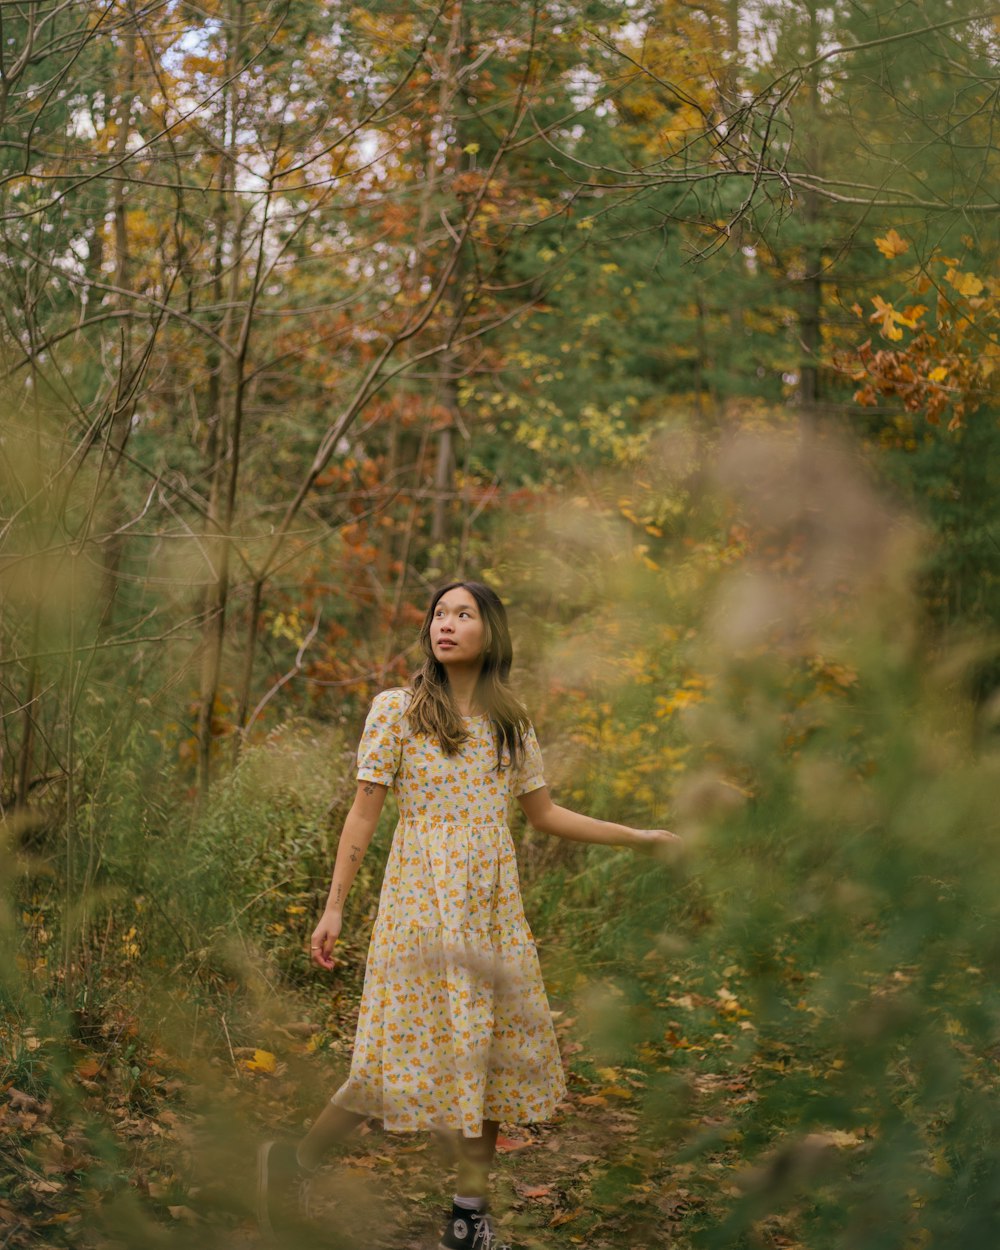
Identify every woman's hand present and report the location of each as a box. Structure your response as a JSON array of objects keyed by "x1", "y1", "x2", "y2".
[
  {"x1": 310, "y1": 909, "x2": 342, "y2": 970},
  {"x1": 631, "y1": 828, "x2": 683, "y2": 858}
]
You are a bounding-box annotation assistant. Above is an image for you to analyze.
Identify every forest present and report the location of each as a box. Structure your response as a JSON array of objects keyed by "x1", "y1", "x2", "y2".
[{"x1": 2, "y1": 1, "x2": 1000, "y2": 1247}]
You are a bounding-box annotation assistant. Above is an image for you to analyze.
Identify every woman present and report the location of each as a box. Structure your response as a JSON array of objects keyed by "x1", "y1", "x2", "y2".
[{"x1": 257, "y1": 580, "x2": 680, "y2": 1249}]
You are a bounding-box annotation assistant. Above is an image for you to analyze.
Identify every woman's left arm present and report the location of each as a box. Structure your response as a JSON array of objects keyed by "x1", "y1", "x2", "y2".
[{"x1": 518, "y1": 786, "x2": 681, "y2": 854}]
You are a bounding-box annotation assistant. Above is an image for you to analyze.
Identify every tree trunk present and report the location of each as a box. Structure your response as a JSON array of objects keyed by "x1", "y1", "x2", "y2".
[
  {"x1": 14, "y1": 605, "x2": 41, "y2": 809},
  {"x1": 195, "y1": 0, "x2": 246, "y2": 797},
  {"x1": 428, "y1": 1, "x2": 470, "y2": 550},
  {"x1": 798, "y1": 0, "x2": 823, "y2": 418},
  {"x1": 97, "y1": 12, "x2": 139, "y2": 635},
  {"x1": 431, "y1": 418, "x2": 454, "y2": 545}
]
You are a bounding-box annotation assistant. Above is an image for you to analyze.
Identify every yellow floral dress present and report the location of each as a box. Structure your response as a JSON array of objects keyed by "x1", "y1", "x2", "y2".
[{"x1": 329, "y1": 687, "x2": 567, "y2": 1137}]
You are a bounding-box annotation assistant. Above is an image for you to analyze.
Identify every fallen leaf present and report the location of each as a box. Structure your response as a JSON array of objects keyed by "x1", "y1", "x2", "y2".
[
  {"x1": 8, "y1": 1089, "x2": 49, "y2": 1115},
  {"x1": 167, "y1": 1205, "x2": 199, "y2": 1222},
  {"x1": 550, "y1": 1207, "x2": 584, "y2": 1227},
  {"x1": 241, "y1": 1049, "x2": 277, "y2": 1075},
  {"x1": 29, "y1": 1178, "x2": 63, "y2": 1196},
  {"x1": 522, "y1": 1184, "x2": 553, "y2": 1199},
  {"x1": 599, "y1": 1085, "x2": 634, "y2": 1100},
  {"x1": 281, "y1": 1021, "x2": 318, "y2": 1037}
]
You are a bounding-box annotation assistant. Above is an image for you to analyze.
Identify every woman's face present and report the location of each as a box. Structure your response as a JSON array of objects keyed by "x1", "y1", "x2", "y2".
[{"x1": 429, "y1": 587, "x2": 486, "y2": 669}]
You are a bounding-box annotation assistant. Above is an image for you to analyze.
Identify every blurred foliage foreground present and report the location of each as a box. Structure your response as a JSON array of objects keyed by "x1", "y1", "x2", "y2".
[{"x1": 4, "y1": 426, "x2": 1000, "y2": 1250}]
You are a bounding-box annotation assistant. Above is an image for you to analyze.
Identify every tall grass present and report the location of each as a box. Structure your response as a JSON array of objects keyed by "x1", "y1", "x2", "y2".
[{"x1": 4, "y1": 415, "x2": 1000, "y2": 1247}]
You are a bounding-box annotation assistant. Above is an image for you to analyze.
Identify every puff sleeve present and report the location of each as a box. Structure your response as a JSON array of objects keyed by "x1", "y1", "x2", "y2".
[
  {"x1": 356, "y1": 689, "x2": 408, "y2": 788},
  {"x1": 513, "y1": 724, "x2": 546, "y2": 797}
]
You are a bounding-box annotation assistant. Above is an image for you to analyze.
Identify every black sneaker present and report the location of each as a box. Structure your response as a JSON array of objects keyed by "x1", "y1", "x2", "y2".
[
  {"x1": 439, "y1": 1204, "x2": 511, "y2": 1250},
  {"x1": 256, "y1": 1139, "x2": 313, "y2": 1244}
]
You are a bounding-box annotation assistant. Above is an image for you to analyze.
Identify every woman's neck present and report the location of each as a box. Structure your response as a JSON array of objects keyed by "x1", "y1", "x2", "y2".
[{"x1": 447, "y1": 668, "x2": 482, "y2": 716}]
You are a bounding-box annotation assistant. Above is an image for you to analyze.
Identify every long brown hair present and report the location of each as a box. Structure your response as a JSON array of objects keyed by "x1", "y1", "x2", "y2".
[{"x1": 406, "y1": 580, "x2": 530, "y2": 769}]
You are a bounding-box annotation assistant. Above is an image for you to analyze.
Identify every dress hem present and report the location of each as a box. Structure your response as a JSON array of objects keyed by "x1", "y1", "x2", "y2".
[{"x1": 328, "y1": 1088, "x2": 567, "y2": 1137}]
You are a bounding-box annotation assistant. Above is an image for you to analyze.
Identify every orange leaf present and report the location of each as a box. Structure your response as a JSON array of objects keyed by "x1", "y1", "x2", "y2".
[{"x1": 523, "y1": 1184, "x2": 554, "y2": 1199}]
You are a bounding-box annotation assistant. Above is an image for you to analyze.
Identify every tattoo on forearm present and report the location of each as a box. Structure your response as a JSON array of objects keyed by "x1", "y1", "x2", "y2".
[
  {"x1": 349, "y1": 844, "x2": 361, "y2": 864},
  {"x1": 335, "y1": 884, "x2": 343, "y2": 905},
  {"x1": 363, "y1": 782, "x2": 375, "y2": 795}
]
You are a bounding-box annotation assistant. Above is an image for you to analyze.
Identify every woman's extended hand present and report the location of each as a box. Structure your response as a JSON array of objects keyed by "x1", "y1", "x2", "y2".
[
  {"x1": 310, "y1": 909, "x2": 342, "y2": 970},
  {"x1": 631, "y1": 828, "x2": 683, "y2": 858}
]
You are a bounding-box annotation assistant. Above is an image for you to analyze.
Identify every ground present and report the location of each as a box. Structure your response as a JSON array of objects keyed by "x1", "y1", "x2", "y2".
[{"x1": 0, "y1": 1000, "x2": 736, "y2": 1250}]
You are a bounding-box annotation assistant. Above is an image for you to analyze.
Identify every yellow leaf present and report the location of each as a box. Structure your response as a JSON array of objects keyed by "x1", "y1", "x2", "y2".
[
  {"x1": 600, "y1": 1084, "x2": 634, "y2": 1100},
  {"x1": 869, "y1": 296, "x2": 906, "y2": 341},
  {"x1": 550, "y1": 1207, "x2": 584, "y2": 1227},
  {"x1": 243, "y1": 1048, "x2": 277, "y2": 1074},
  {"x1": 945, "y1": 268, "x2": 984, "y2": 297},
  {"x1": 874, "y1": 228, "x2": 910, "y2": 258},
  {"x1": 928, "y1": 366, "x2": 948, "y2": 382}
]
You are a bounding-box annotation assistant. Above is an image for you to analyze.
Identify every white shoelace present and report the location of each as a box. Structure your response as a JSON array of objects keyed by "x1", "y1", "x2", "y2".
[
  {"x1": 471, "y1": 1213, "x2": 510, "y2": 1250},
  {"x1": 295, "y1": 1172, "x2": 312, "y2": 1219}
]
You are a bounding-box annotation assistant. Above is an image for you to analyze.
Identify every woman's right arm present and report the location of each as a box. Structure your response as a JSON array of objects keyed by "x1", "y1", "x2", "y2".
[{"x1": 310, "y1": 780, "x2": 388, "y2": 969}]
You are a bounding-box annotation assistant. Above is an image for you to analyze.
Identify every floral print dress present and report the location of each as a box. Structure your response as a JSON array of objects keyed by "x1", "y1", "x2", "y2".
[{"x1": 329, "y1": 688, "x2": 567, "y2": 1137}]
